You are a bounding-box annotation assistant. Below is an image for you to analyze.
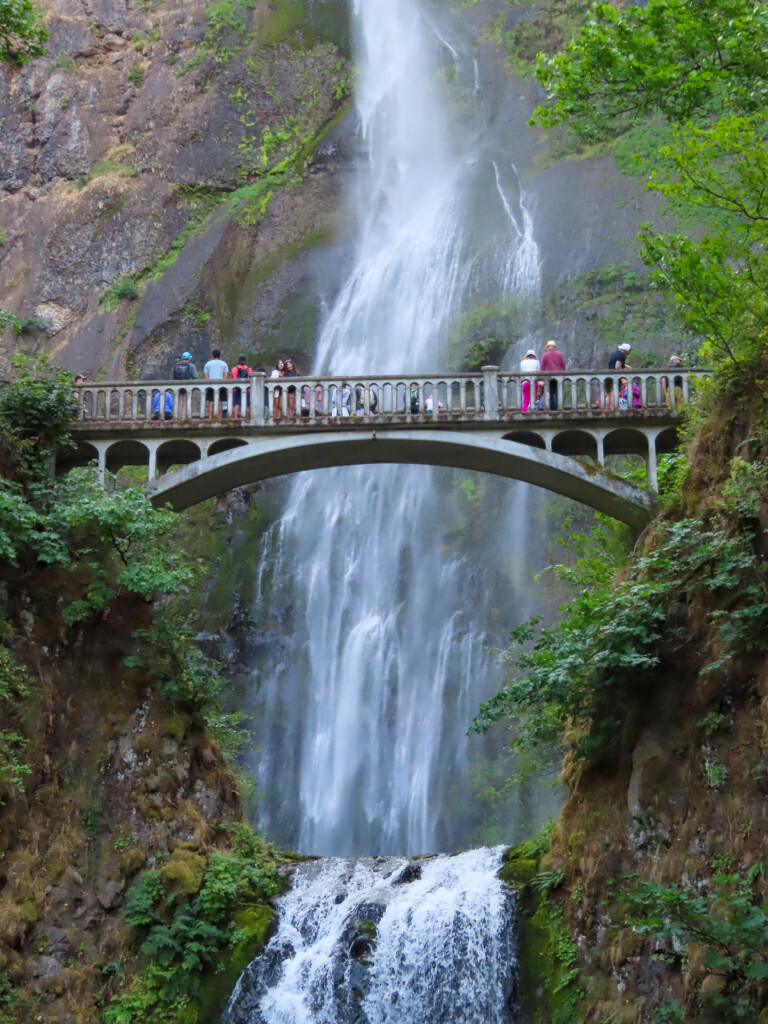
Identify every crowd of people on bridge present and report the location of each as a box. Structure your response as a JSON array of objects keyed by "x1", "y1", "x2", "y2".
[
  {"x1": 518, "y1": 341, "x2": 685, "y2": 411},
  {"x1": 141, "y1": 343, "x2": 687, "y2": 422}
]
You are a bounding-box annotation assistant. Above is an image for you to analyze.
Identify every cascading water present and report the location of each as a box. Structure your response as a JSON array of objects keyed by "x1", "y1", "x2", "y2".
[
  {"x1": 244, "y1": 0, "x2": 548, "y2": 859},
  {"x1": 223, "y1": 848, "x2": 520, "y2": 1024}
]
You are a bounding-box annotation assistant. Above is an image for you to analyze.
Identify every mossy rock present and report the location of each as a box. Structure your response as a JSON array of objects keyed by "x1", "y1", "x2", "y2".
[
  {"x1": 118, "y1": 846, "x2": 147, "y2": 878},
  {"x1": 196, "y1": 904, "x2": 276, "y2": 1021},
  {"x1": 500, "y1": 853, "x2": 538, "y2": 889},
  {"x1": 163, "y1": 711, "x2": 191, "y2": 743},
  {"x1": 159, "y1": 849, "x2": 206, "y2": 895}
]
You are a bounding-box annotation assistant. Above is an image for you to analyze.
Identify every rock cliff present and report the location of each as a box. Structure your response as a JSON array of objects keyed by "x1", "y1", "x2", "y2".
[{"x1": 0, "y1": 0, "x2": 350, "y2": 378}]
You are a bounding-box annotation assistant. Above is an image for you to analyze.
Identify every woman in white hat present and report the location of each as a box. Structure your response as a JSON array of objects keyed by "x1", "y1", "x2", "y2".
[
  {"x1": 519, "y1": 348, "x2": 540, "y2": 412},
  {"x1": 604, "y1": 342, "x2": 632, "y2": 409}
]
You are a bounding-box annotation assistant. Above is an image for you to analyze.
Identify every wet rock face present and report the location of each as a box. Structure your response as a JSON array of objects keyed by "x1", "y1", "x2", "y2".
[{"x1": 0, "y1": 0, "x2": 350, "y2": 376}]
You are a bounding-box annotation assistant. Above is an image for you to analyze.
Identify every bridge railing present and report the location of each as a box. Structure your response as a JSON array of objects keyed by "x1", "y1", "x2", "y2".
[
  {"x1": 73, "y1": 368, "x2": 700, "y2": 427},
  {"x1": 498, "y1": 369, "x2": 693, "y2": 414}
]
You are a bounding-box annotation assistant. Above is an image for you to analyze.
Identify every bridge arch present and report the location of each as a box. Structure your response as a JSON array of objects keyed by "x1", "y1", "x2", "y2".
[
  {"x1": 156, "y1": 439, "x2": 202, "y2": 476},
  {"x1": 147, "y1": 429, "x2": 654, "y2": 528},
  {"x1": 502, "y1": 430, "x2": 546, "y2": 450},
  {"x1": 105, "y1": 439, "x2": 151, "y2": 475},
  {"x1": 208, "y1": 438, "x2": 249, "y2": 458},
  {"x1": 604, "y1": 426, "x2": 649, "y2": 457},
  {"x1": 552, "y1": 429, "x2": 598, "y2": 460}
]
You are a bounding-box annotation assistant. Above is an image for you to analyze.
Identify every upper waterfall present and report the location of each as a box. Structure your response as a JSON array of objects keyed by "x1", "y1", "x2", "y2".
[{"x1": 244, "y1": 0, "x2": 549, "y2": 857}]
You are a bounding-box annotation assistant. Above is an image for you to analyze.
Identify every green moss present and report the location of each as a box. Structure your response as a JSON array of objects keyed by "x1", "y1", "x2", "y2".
[
  {"x1": 17, "y1": 899, "x2": 37, "y2": 925},
  {"x1": 195, "y1": 904, "x2": 275, "y2": 1021},
  {"x1": 259, "y1": 0, "x2": 351, "y2": 53},
  {"x1": 163, "y1": 711, "x2": 191, "y2": 743},
  {"x1": 500, "y1": 852, "x2": 538, "y2": 888},
  {"x1": 159, "y1": 849, "x2": 207, "y2": 895},
  {"x1": 501, "y1": 834, "x2": 587, "y2": 1024},
  {"x1": 359, "y1": 918, "x2": 378, "y2": 940}
]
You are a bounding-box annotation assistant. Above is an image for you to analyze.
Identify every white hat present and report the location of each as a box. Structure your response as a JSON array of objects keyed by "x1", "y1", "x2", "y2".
[
  {"x1": 619, "y1": 343, "x2": 632, "y2": 352},
  {"x1": 545, "y1": 340, "x2": 557, "y2": 349},
  {"x1": 525, "y1": 349, "x2": 537, "y2": 358}
]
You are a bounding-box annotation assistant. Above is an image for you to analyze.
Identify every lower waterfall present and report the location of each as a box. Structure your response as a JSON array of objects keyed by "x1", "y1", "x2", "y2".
[{"x1": 223, "y1": 848, "x2": 519, "y2": 1024}]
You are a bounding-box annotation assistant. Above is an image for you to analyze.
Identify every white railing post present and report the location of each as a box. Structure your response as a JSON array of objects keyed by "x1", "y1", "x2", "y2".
[
  {"x1": 482, "y1": 366, "x2": 499, "y2": 421},
  {"x1": 252, "y1": 372, "x2": 264, "y2": 425}
]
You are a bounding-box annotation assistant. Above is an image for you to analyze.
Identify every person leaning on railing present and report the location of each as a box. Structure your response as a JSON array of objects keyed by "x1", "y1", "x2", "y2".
[{"x1": 661, "y1": 354, "x2": 684, "y2": 406}]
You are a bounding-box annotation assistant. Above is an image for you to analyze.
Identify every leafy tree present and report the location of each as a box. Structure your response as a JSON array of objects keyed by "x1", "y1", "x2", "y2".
[
  {"x1": 472, "y1": 518, "x2": 768, "y2": 768},
  {"x1": 532, "y1": 0, "x2": 768, "y2": 391},
  {"x1": 0, "y1": 0, "x2": 48, "y2": 63}
]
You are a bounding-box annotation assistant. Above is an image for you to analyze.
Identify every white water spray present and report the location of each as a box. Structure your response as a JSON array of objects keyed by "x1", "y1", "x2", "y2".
[{"x1": 224, "y1": 848, "x2": 520, "y2": 1024}]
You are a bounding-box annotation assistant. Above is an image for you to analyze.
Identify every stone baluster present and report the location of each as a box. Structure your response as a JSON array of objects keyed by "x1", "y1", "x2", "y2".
[{"x1": 481, "y1": 366, "x2": 498, "y2": 420}]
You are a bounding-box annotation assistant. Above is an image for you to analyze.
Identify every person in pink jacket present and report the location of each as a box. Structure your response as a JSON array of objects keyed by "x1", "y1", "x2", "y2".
[
  {"x1": 539, "y1": 340, "x2": 566, "y2": 410},
  {"x1": 519, "y1": 348, "x2": 540, "y2": 412}
]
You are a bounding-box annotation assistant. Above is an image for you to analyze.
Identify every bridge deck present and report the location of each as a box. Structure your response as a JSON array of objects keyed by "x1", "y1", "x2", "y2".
[
  {"x1": 61, "y1": 369, "x2": 703, "y2": 522},
  {"x1": 72, "y1": 367, "x2": 698, "y2": 430}
]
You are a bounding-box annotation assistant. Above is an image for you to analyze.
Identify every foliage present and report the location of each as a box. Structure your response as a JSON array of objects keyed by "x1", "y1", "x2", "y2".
[
  {"x1": 0, "y1": 310, "x2": 45, "y2": 336},
  {"x1": 531, "y1": 869, "x2": 565, "y2": 894},
  {"x1": 617, "y1": 870, "x2": 768, "y2": 1019},
  {"x1": 59, "y1": 482, "x2": 192, "y2": 623},
  {"x1": 530, "y1": 0, "x2": 768, "y2": 394},
  {"x1": 517, "y1": 818, "x2": 556, "y2": 860},
  {"x1": 0, "y1": 647, "x2": 34, "y2": 798},
  {"x1": 125, "y1": 615, "x2": 228, "y2": 715},
  {"x1": 107, "y1": 831, "x2": 281, "y2": 1024},
  {"x1": 472, "y1": 516, "x2": 768, "y2": 766},
  {"x1": 0, "y1": 0, "x2": 48, "y2": 64},
  {"x1": 533, "y1": 0, "x2": 768, "y2": 140},
  {"x1": 0, "y1": 360, "x2": 192, "y2": 619},
  {"x1": 102, "y1": 276, "x2": 140, "y2": 308}
]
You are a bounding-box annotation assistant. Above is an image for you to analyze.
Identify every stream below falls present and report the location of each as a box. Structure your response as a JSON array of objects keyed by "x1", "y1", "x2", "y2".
[{"x1": 223, "y1": 848, "x2": 521, "y2": 1024}]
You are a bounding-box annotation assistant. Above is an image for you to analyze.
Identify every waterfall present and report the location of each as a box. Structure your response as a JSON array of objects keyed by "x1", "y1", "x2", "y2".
[
  {"x1": 223, "y1": 848, "x2": 520, "y2": 1024},
  {"x1": 245, "y1": 0, "x2": 545, "y2": 857}
]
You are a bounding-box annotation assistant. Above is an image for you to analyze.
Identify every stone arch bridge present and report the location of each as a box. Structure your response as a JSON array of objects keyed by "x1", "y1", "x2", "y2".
[{"x1": 64, "y1": 367, "x2": 701, "y2": 530}]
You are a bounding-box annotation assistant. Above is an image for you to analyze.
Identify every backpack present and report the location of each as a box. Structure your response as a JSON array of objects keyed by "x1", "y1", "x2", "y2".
[
  {"x1": 172, "y1": 360, "x2": 193, "y2": 380},
  {"x1": 235, "y1": 364, "x2": 251, "y2": 379}
]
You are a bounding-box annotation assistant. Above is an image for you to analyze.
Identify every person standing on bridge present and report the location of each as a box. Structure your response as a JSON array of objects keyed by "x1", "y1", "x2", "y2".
[
  {"x1": 270, "y1": 359, "x2": 285, "y2": 421},
  {"x1": 204, "y1": 348, "x2": 229, "y2": 420},
  {"x1": 231, "y1": 354, "x2": 252, "y2": 421},
  {"x1": 519, "y1": 348, "x2": 539, "y2": 412},
  {"x1": 539, "y1": 340, "x2": 566, "y2": 410},
  {"x1": 604, "y1": 342, "x2": 631, "y2": 410},
  {"x1": 661, "y1": 354, "x2": 684, "y2": 406},
  {"x1": 158, "y1": 350, "x2": 197, "y2": 420},
  {"x1": 284, "y1": 358, "x2": 299, "y2": 418}
]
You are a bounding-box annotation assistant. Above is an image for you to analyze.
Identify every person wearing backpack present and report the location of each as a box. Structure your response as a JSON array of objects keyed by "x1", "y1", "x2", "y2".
[
  {"x1": 231, "y1": 355, "x2": 252, "y2": 420},
  {"x1": 169, "y1": 351, "x2": 197, "y2": 419}
]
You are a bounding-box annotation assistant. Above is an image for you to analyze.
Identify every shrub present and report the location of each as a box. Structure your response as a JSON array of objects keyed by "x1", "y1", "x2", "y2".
[
  {"x1": 472, "y1": 517, "x2": 768, "y2": 768},
  {"x1": 102, "y1": 276, "x2": 139, "y2": 308},
  {"x1": 108, "y1": 833, "x2": 281, "y2": 1024}
]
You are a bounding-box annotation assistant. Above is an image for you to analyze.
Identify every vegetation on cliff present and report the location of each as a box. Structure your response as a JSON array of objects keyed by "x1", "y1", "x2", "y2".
[
  {"x1": 477, "y1": 1, "x2": 768, "y2": 1020},
  {"x1": 0, "y1": 0, "x2": 47, "y2": 64},
  {"x1": 0, "y1": 362, "x2": 284, "y2": 1022}
]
